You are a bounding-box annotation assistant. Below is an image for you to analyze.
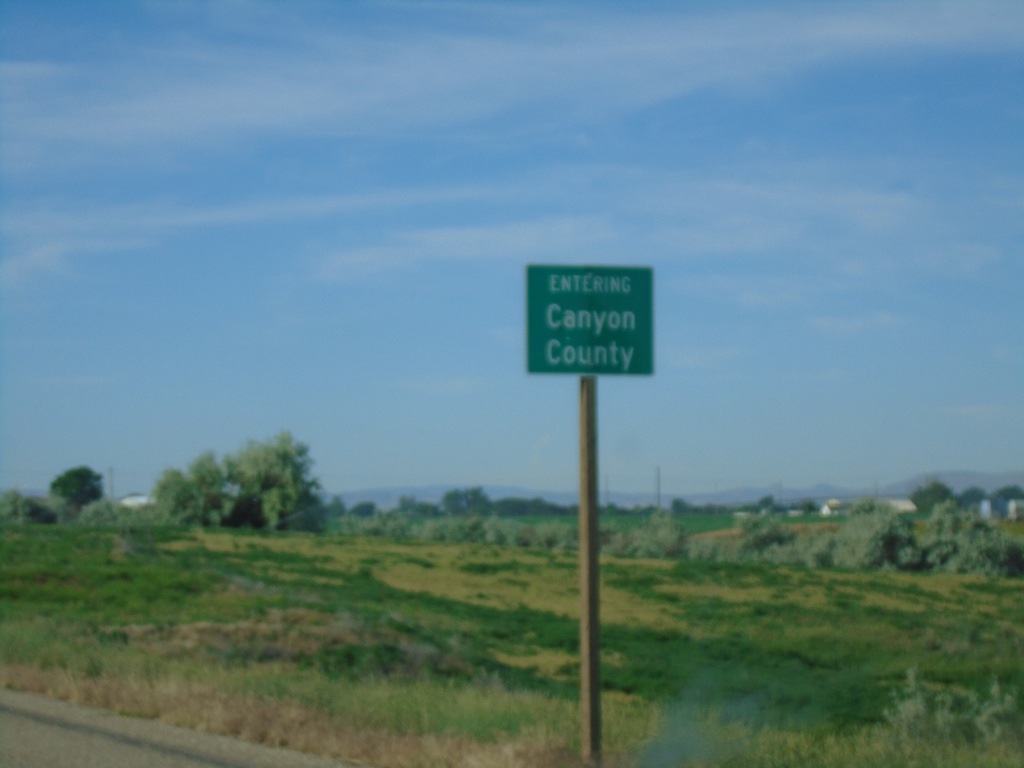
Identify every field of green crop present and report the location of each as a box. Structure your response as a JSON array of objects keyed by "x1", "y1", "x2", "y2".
[{"x1": 1, "y1": 524, "x2": 1022, "y2": 767}]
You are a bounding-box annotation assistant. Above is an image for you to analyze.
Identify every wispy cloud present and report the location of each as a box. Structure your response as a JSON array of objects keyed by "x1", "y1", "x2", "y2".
[
  {"x1": 0, "y1": 243, "x2": 66, "y2": 286},
  {"x1": 314, "y1": 216, "x2": 614, "y2": 281},
  {"x1": 2, "y1": 185, "x2": 501, "y2": 239},
  {"x1": 3, "y1": 2, "x2": 1019, "y2": 295},
  {"x1": 4, "y1": 2, "x2": 1022, "y2": 171},
  {"x1": 810, "y1": 310, "x2": 900, "y2": 336},
  {"x1": 667, "y1": 346, "x2": 743, "y2": 370},
  {"x1": 0, "y1": 185, "x2": 505, "y2": 286},
  {"x1": 0, "y1": 237, "x2": 146, "y2": 289},
  {"x1": 396, "y1": 375, "x2": 481, "y2": 396},
  {"x1": 671, "y1": 272, "x2": 811, "y2": 311}
]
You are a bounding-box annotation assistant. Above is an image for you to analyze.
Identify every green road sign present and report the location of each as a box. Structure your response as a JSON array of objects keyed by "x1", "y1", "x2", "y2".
[{"x1": 527, "y1": 265, "x2": 653, "y2": 375}]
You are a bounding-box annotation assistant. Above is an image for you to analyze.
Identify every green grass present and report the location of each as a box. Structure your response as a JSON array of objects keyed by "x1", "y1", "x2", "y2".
[
  {"x1": 2, "y1": 524, "x2": 1022, "y2": 767},
  {"x1": 498, "y1": 511, "x2": 741, "y2": 535}
]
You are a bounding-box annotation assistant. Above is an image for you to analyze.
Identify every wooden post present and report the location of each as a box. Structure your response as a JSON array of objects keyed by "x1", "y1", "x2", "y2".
[{"x1": 579, "y1": 375, "x2": 601, "y2": 764}]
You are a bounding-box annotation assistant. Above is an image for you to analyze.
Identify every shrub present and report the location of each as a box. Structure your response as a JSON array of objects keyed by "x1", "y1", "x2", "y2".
[
  {"x1": 0, "y1": 490, "x2": 59, "y2": 524},
  {"x1": 75, "y1": 499, "x2": 173, "y2": 529},
  {"x1": 418, "y1": 516, "x2": 486, "y2": 544},
  {"x1": 795, "y1": 531, "x2": 837, "y2": 568},
  {"x1": 884, "y1": 668, "x2": 1023, "y2": 746},
  {"x1": 482, "y1": 515, "x2": 519, "y2": 546},
  {"x1": 737, "y1": 515, "x2": 796, "y2": 560},
  {"x1": 333, "y1": 511, "x2": 410, "y2": 539},
  {"x1": 77, "y1": 499, "x2": 123, "y2": 526},
  {"x1": 832, "y1": 501, "x2": 921, "y2": 570},
  {"x1": 687, "y1": 536, "x2": 730, "y2": 562},
  {"x1": 513, "y1": 524, "x2": 539, "y2": 548},
  {"x1": 921, "y1": 501, "x2": 1024, "y2": 577},
  {"x1": 607, "y1": 509, "x2": 688, "y2": 558},
  {"x1": 0, "y1": 489, "x2": 60, "y2": 528},
  {"x1": 534, "y1": 521, "x2": 576, "y2": 550}
]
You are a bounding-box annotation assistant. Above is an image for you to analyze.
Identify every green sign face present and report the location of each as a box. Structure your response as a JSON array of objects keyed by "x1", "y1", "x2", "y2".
[{"x1": 527, "y1": 265, "x2": 653, "y2": 375}]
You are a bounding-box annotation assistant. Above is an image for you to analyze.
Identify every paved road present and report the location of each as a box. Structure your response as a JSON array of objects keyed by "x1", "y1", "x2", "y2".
[{"x1": 0, "y1": 690, "x2": 355, "y2": 768}]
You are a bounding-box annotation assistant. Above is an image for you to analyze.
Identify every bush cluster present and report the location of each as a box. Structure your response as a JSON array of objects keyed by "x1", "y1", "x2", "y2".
[
  {"x1": 330, "y1": 507, "x2": 694, "y2": 558},
  {"x1": 720, "y1": 499, "x2": 1024, "y2": 577},
  {"x1": 333, "y1": 512, "x2": 583, "y2": 551},
  {"x1": 0, "y1": 491, "x2": 177, "y2": 529},
  {"x1": 604, "y1": 509, "x2": 688, "y2": 558},
  {"x1": 884, "y1": 668, "x2": 1023, "y2": 747}
]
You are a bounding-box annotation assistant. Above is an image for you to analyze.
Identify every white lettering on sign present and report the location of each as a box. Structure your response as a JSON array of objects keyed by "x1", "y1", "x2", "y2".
[
  {"x1": 548, "y1": 273, "x2": 632, "y2": 294},
  {"x1": 545, "y1": 339, "x2": 635, "y2": 372},
  {"x1": 545, "y1": 304, "x2": 636, "y2": 336}
]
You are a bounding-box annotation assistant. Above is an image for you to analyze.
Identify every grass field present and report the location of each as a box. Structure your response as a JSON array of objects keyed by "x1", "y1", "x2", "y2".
[{"x1": 1, "y1": 524, "x2": 1022, "y2": 767}]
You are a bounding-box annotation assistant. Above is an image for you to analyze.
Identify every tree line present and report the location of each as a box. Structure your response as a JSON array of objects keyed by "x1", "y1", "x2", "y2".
[{"x1": 3, "y1": 433, "x2": 1022, "y2": 532}]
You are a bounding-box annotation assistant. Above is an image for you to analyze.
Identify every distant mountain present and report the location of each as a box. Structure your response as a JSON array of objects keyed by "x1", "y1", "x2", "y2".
[
  {"x1": 878, "y1": 470, "x2": 1024, "y2": 497},
  {"x1": 327, "y1": 485, "x2": 579, "y2": 508},
  {"x1": 333, "y1": 470, "x2": 1024, "y2": 509}
]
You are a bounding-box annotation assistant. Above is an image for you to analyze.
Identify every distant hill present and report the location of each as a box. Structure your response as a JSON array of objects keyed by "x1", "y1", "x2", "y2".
[{"x1": 878, "y1": 470, "x2": 1024, "y2": 497}]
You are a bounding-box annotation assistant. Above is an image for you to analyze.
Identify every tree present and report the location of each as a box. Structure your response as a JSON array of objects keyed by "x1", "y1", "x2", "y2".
[
  {"x1": 152, "y1": 451, "x2": 226, "y2": 527},
  {"x1": 323, "y1": 495, "x2": 347, "y2": 518},
  {"x1": 153, "y1": 432, "x2": 323, "y2": 529},
  {"x1": 221, "y1": 432, "x2": 322, "y2": 529},
  {"x1": 395, "y1": 495, "x2": 438, "y2": 517},
  {"x1": 797, "y1": 498, "x2": 818, "y2": 515},
  {"x1": 189, "y1": 451, "x2": 228, "y2": 520},
  {"x1": 441, "y1": 487, "x2": 490, "y2": 516},
  {"x1": 993, "y1": 485, "x2": 1024, "y2": 503},
  {"x1": 493, "y1": 496, "x2": 567, "y2": 517},
  {"x1": 350, "y1": 501, "x2": 377, "y2": 518},
  {"x1": 957, "y1": 486, "x2": 987, "y2": 510},
  {"x1": 910, "y1": 480, "x2": 954, "y2": 515},
  {"x1": 671, "y1": 498, "x2": 695, "y2": 515},
  {"x1": 50, "y1": 466, "x2": 103, "y2": 510}
]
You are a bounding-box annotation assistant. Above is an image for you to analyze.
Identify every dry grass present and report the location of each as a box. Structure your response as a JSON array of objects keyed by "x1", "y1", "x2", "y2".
[
  {"x1": 0, "y1": 663, "x2": 602, "y2": 768},
  {"x1": 109, "y1": 609, "x2": 366, "y2": 661}
]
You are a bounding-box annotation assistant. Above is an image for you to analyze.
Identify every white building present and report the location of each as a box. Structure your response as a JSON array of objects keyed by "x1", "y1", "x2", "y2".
[{"x1": 119, "y1": 494, "x2": 152, "y2": 508}]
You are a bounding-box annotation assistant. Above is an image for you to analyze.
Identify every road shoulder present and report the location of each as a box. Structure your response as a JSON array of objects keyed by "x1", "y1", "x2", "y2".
[{"x1": 0, "y1": 688, "x2": 355, "y2": 768}]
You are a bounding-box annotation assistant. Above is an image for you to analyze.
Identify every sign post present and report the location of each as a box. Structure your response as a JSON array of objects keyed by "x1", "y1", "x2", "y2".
[
  {"x1": 527, "y1": 265, "x2": 653, "y2": 765},
  {"x1": 578, "y1": 374, "x2": 600, "y2": 762}
]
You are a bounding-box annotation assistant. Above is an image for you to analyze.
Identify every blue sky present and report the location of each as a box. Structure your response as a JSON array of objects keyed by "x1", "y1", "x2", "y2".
[{"x1": 2, "y1": 1, "x2": 1022, "y2": 501}]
